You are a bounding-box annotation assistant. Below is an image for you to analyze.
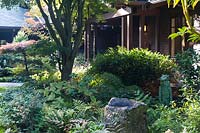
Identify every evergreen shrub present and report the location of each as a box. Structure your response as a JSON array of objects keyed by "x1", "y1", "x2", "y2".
[{"x1": 90, "y1": 47, "x2": 176, "y2": 94}]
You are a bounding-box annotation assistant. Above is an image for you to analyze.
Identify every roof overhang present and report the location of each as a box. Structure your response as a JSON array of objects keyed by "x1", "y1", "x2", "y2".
[
  {"x1": 103, "y1": 7, "x2": 131, "y2": 20},
  {"x1": 116, "y1": 0, "x2": 168, "y2": 8},
  {"x1": 149, "y1": 0, "x2": 166, "y2": 4},
  {"x1": 126, "y1": 1, "x2": 148, "y2": 6},
  {"x1": 0, "y1": 26, "x2": 21, "y2": 30}
]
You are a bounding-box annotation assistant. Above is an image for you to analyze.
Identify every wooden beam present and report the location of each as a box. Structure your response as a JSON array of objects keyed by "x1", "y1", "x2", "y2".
[
  {"x1": 134, "y1": 8, "x2": 160, "y2": 16},
  {"x1": 121, "y1": 16, "x2": 127, "y2": 48},
  {"x1": 126, "y1": 1, "x2": 147, "y2": 6},
  {"x1": 149, "y1": 1, "x2": 167, "y2": 8}
]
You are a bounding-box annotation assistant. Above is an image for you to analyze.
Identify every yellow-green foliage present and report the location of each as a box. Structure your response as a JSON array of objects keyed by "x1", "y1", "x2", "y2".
[
  {"x1": 31, "y1": 70, "x2": 61, "y2": 84},
  {"x1": 13, "y1": 30, "x2": 28, "y2": 43},
  {"x1": 11, "y1": 64, "x2": 26, "y2": 75},
  {"x1": 0, "y1": 127, "x2": 5, "y2": 133},
  {"x1": 0, "y1": 87, "x2": 6, "y2": 92}
]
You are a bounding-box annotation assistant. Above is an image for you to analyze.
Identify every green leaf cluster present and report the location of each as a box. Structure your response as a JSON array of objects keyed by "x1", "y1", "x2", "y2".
[
  {"x1": 148, "y1": 90, "x2": 200, "y2": 132},
  {"x1": 89, "y1": 72, "x2": 151, "y2": 103},
  {"x1": 90, "y1": 46, "x2": 176, "y2": 87},
  {"x1": 176, "y1": 48, "x2": 200, "y2": 89},
  {"x1": 168, "y1": 0, "x2": 200, "y2": 42},
  {"x1": 13, "y1": 30, "x2": 28, "y2": 43},
  {"x1": 0, "y1": 87, "x2": 44, "y2": 132}
]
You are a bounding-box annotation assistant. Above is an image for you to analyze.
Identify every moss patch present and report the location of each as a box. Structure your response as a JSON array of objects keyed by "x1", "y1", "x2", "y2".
[
  {"x1": 0, "y1": 87, "x2": 6, "y2": 92},
  {"x1": 0, "y1": 126, "x2": 6, "y2": 132}
]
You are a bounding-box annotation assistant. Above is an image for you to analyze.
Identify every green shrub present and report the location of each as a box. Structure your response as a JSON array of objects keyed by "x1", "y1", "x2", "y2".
[
  {"x1": 44, "y1": 73, "x2": 151, "y2": 105},
  {"x1": 39, "y1": 100, "x2": 104, "y2": 133},
  {"x1": 0, "y1": 82, "x2": 105, "y2": 132},
  {"x1": 73, "y1": 54, "x2": 90, "y2": 74},
  {"x1": 0, "y1": 76, "x2": 28, "y2": 82},
  {"x1": 31, "y1": 70, "x2": 60, "y2": 87},
  {"x1": 0, "y1": 87, "x2": 44, "y2": 132},
  {"x1": 37, "y1": 79, "x2": 105, "y2": 132},
  {"x1": 11, "y1": 64, "x2": 26, "y2": 75},
  {"x1": 13, "y1": 30, "x2": 28, "y2": 43},
  {"x1": 0, "y1": 53, "x2": 23, "y2": 68},
  {"x1": 147, "y1": 49, "x2": 200, "y2": 132},
  {"x1": 148, "y1": 88, "x2": 200, "y2": 133},
  {"x1": 90, "y1": 72, "x2": 151, "y2": 103},
  {"x1": 0, "y1": 67, "x2": 12, "y2": 77},
  {"x1": 176, "y1": 48, "x2": 200, "y2": 89},
  {"x1": 42, "y1": 76, "x2": 98, "y2": 106},
  {"x1": 90, "y1": 47, "x2": 176, "y2": 86},
  {"x1": 147, "y1": 104, "x2": 183, "y2": 132},
  {"x1": 0, "y1": 126, "x2": 6, "y2": 133},
  {"x1": 0, "y1": 87, "x2": 6, "y2": 92}
]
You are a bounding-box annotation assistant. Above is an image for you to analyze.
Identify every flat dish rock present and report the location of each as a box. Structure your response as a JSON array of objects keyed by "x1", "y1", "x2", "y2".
[{"x1": 104, "y1": 98, "x2": 147, "y2": 133}]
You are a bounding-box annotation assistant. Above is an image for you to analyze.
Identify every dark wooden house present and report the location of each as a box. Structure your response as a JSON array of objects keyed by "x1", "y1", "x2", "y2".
[
  {"x1": 0, "y1": 7, "x2": 28, "y2": 43},
  {"x1": 84, "y1": 0, "x2": 200, "y2": 60}
]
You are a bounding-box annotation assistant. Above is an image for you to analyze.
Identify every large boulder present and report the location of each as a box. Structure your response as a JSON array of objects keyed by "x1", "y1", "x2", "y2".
[{"x1": 104, "y1": 98, "x2": 147, "y2": 133}]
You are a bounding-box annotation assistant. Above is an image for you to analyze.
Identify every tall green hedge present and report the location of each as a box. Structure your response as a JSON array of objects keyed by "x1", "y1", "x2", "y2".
[{"x1": 90, "y1": 47, "x2": 176, "y2": 87}]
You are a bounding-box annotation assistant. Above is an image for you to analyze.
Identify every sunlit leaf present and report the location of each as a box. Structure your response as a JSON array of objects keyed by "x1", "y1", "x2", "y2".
[
  {"x1": 173, "y1": 0, "x2": 181, "y2": 7},
  {"x1": 169, "y1": 33, "x2": 180, "y2": 39},
  {"x1": 167, "y1": 0, "x2": 172, "y2": 7},
  {"x1": 192, "y1": 0, "x2": 200, "y2": 9}
]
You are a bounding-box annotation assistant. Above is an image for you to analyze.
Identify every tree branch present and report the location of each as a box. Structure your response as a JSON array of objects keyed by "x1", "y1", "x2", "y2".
[
  {"x1": 35, "y1": 0, "x2": 61, "y2": 48},
  {"x1": 72, "y1": 0, "x2": 85, "y2": 57},
  {"x1": 47, "y1": 1, "x2": 66, "y2": 43}
]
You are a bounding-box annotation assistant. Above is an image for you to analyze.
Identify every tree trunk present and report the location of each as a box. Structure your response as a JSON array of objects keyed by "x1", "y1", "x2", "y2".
[
  {"x1": 61, "y1": 56, "x2": 75, "y2": 81},
  {"x1": 22, "y1": 51, "x2": 29, "y2": 75}
]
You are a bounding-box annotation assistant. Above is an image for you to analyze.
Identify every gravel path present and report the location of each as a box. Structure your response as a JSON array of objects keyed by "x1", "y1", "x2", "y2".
[{"x1": 0, "y1": 82, "x2": 23, "y2": 88}]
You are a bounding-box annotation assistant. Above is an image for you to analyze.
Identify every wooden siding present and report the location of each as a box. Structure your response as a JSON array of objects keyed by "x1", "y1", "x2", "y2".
[
  {"x1": 132, "y1": 16, "x2": 139, "y2": 48},
  {"x1": 95, "y1": 24, "x2": 121, "y2": 53},
  {"x1": 145, "y1": 16, "x2": 156, "y2": 51},
  {"x1": 0, "y1": 28, "x2": 20, "y2": 43},
  {"x1": 159, "y1": 7, "x2": 170, "y2": 55}
]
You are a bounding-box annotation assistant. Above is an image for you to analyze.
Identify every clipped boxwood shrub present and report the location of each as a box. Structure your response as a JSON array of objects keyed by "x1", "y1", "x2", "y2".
[{"x1": 89, "y1": 47, "x2": 176, "y2": 94}]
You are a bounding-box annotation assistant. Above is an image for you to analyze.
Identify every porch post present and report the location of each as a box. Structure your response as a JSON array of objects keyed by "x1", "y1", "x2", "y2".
[
  {"x1": 127, "y1": 15, "x2": 130, "y2": 50},
  {"x1": 121, "y1": 17, "x2": 124, "y2": 47},
  {"x1": 128, "y1": 15, "x2": 133, "y2": 50},
  {"x1": 121, "y1": 16, "x2": 127, "y2": 48},
  {"x1": 139, "y1": 15, "x2": 145, "y2": 48}
]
